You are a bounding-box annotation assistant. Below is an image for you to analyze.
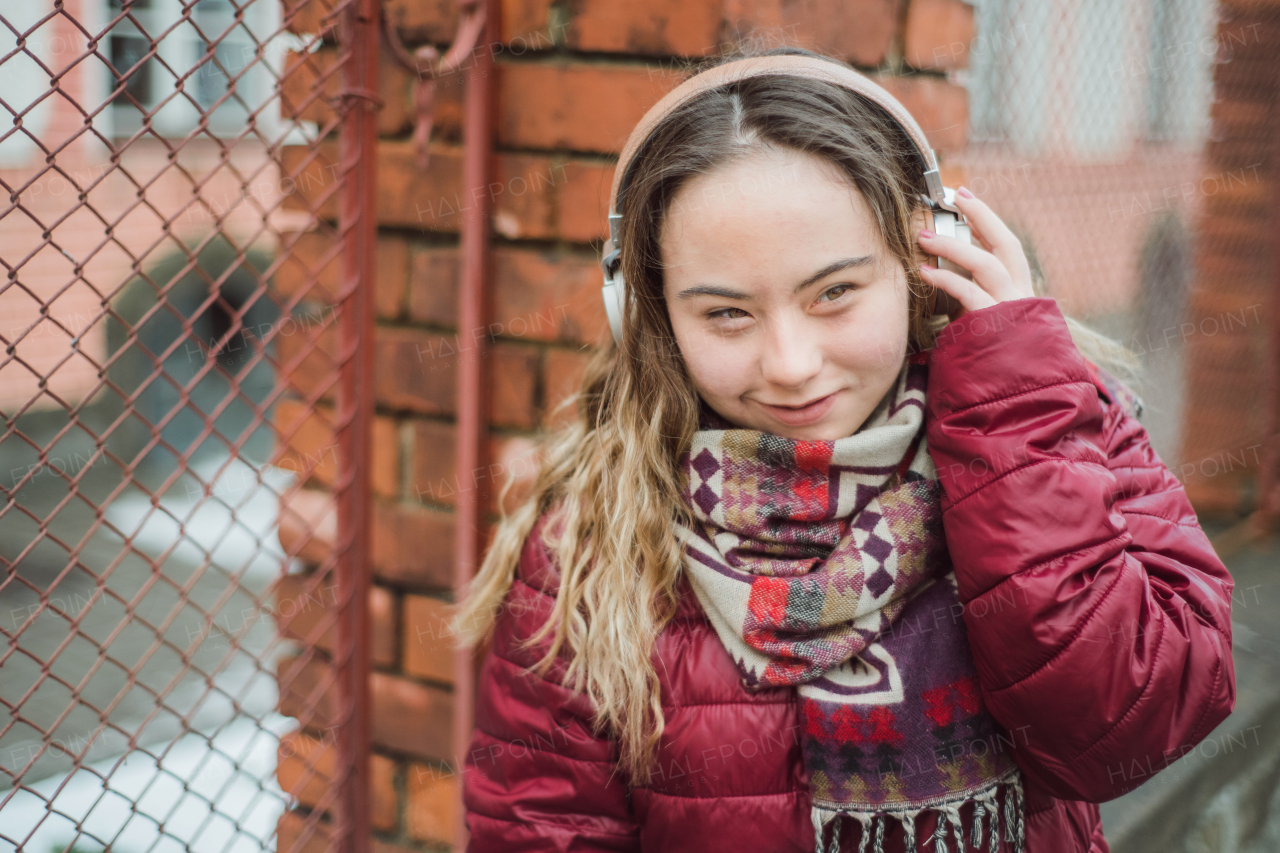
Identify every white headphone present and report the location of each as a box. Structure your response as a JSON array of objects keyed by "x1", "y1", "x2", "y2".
[{"x1": 600, "y1": 54, "x2": 972, "y2": 345}]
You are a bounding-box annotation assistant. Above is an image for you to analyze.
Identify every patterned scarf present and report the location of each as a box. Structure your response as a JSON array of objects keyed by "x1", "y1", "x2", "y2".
[{"x1": 674, "y1": 353, "x2": 1026, "y2": 853}]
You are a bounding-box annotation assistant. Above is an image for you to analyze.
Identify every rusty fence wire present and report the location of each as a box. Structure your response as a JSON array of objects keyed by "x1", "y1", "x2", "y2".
[{"x1": 0, "y1": 0, "x2": 377, "y2": 851}]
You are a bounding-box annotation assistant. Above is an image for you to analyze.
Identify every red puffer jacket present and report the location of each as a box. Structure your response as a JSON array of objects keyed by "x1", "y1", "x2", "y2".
[{"x1": 462, "y1": 297, "x2": 1236, "y2": 853}]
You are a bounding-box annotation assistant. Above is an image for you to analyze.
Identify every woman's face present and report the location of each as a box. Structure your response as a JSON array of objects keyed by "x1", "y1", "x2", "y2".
[{"x1": 660, "y1": 145, "x2": 911, "y2": 441}]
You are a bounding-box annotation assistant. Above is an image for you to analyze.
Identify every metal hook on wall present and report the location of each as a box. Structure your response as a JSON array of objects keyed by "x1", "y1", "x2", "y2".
[{"x1": 380, "y1": 0, "x2": 487, "y2": 170}]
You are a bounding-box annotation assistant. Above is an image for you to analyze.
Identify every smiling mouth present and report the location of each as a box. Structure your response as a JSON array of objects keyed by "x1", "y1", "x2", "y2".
[{"x1": 762, "y1": 393, "x2": 835, "y2": 410}]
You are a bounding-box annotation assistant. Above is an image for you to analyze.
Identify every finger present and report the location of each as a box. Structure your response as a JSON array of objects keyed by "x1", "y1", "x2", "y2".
[
  {"x1": 951, "y1": 189, "x2": 1032, "y2": 281},
  {"x1": 919, "y1": 265, "x2": 997, "y2": 316},
  {"x1": 919, "y1": 231, "x2": 1018, "y2": 303}
]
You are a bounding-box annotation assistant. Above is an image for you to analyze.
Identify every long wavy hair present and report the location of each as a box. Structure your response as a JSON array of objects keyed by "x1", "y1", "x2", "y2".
[{"x1": 449, "y1": 44, "x2": 1137, "y2": 787}]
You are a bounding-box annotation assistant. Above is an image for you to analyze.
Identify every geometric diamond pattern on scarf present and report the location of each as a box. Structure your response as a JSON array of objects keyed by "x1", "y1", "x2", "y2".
[{"x1": 673, "y1": 354, "x2": 1025, "y2": 853}]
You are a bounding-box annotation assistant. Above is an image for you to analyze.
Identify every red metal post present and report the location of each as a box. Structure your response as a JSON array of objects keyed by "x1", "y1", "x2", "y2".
[
  {"x1": 336, "y1": 0, "x2": 380, "y2": 849},
  {"x1": 1258, "y1": 58, "x2": 1280, "y2": 533},
  {"x1": 453, "y1": 0, "x2": 497, "y2": 848}
]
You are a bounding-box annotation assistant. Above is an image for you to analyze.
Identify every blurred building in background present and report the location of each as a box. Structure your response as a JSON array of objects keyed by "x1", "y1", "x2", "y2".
[{"x1": 0, "y1": 0, "x2": 1276, "y2": 852}]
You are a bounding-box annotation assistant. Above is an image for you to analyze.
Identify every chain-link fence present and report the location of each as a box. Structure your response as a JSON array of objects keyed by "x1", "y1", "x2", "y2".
[{"x1": 0, "y1": 0, "x2": 376, "y2": 850}]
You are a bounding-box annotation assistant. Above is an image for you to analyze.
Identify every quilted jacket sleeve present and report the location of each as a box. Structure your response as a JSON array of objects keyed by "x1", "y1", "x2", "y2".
[
  {"x1": 923, "y1": 297, "x2": 1236, "y2": 803},
  {"x1": 463, "y1": 514, "x2": 642, "y2": 852}
]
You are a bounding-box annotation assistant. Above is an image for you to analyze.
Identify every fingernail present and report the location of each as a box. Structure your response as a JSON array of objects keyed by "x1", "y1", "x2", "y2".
[
  {"x1": 919, "y1": 229, "x2": 935, "y2": 239},
  {"x1": 957, "y1": 186, "x2": 974, "y2": 199}
]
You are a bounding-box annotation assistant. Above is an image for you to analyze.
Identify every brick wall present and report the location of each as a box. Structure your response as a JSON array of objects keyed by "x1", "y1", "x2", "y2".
[
  {"x1": 1178, "y1": 2, "x2": 1279, "y2": 518},
  {"x1": 273, "y1": 0, "x2": 974, "y2": 847}
]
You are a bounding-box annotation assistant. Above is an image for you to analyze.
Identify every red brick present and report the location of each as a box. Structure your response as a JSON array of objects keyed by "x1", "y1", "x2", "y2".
[
  {"x1": 376, "y1": 236, "x2": 410, "y2": 319},
  {"x1": 276, "y1": 809, "x2": 329, "y2": 853},
  {"x1": 403, "y1": 594, "x2": 455, "y2": 684},
  {"x1": 1198, "y1": 215, "x2": 1270, "y2": 263},
  {"x1": 279, "y1": 489, "x2": 457, "y2": 591},
  {"x1": 382, "y1": 143, "x2": 558, "y2": 237},
  {"x1": 372, "y1": 501, "x2": 455, "y2": 590},
  {"x1": 1184, "y1": 478, "x2": 1247, "y2": 518},
  {"x1": 408, "y1": 245, "x2": 460, "y2": 326},
  {"x1": 1202, "y1": 178, "x2": 1268, "y2": 220},
  {"x1": 271, "y1": 403, "x2": 397, "y2": 498},
  {"x1": 503, "y1": 0, "x2": 560, "y2": 44},
  {"x1": 1206, "y1": 137, "x2": 1273, "y2": 172},
  {"x1": 371, "y1": 671, "x2": 454, "y2": 761},
  {"x1": 872, "y1": 74, "x2": 969, "y2": 153},
  {"x1": 566, "y1": 0, "x2": 721, "y2": 56},
  {"x1": 277, "y1": 653, "x2": 336, "y2": 729},
  {"x1": 721, "y1": 0, "x2": 902, "y2": 67},
  {"x1": 1212, "y1": 52, "x2": 1278, "y2": 103},
  {"x1": 273, "y1": 400, "x2": 340, "y2": 487},
  {"x1": 1180, "y1": 410, "x2": 1258, "y2": 462},
  {"x1": 489, "y1": 153, "x2": 563, "y2": 239},
  {"x1": 275, "y1": 574, "x2": 397, "y2": 669},
  {"x1": 543, "y1": 346, "x2": 593, "y2": 430},
  {"x1": 1185, "y1": 331, "x2": 1262, "y2": 373},
  {"x1": 491, "y1": 344, "x2": 540, "y2": 428},
  {"x1": 372, "y1": 415, "x2": 400, "y2": 499},
  {"x1": 410, "y1": 246, "x2": 608, "y2": 345},
  {"x1": 1186, "y1": 290, "x2": 1271, "y2": 326},
  {"x1": 408, "y1": 419, "x2": 456, "y2": 507},
  {"x1": 1210, "y1": 98, "x2": 1272, "y2": 143},
  {"x1": 406, "y1": 764, "x2": 460, "y2": 845},
  {"x1": 1199, "y1": 201, "x2": 1267, "y2": 238},
  {"x1": 375, "y1": 327, "x2": 455, "y2": 415},
  {"x1": 385, "y1": 0, "x2": 555, "y2": 44},
  {"x1": 1196, "y1": 252, "x2": 1270, "y2": 290},
  {"x1": 904, "y1": 0, "x2": 975, "y2": 70},
  {"x1": 276, "y1": 321, "x2": 339, "y2": 406},
  {"x1": 375, "y1": 328, "x2": 538, "y2": 427},
  {"x1": 498, "y1": 63, "x2": 682, "y2": 154},
  {"x1": 278, "y1": 487, "x2": 336, "y2": 567},
  {"x1": 278, "y1": 145, "x2": 343, "y2": 220},
  {"x1": 557, "y1": 160, "x2": 615, "y2": 244},
  {"x1": 494, "y1": 250, "x2": 610, "y2": 345},
  {"x1": 277, "y1": 728, "x2": 398, "y2": 832},
  {"x1": 408, "y1": 421, "x2": 541, "y2": 513},
  {"x1": 275, "y1": 230, "x2": 341, "y2": 306}
]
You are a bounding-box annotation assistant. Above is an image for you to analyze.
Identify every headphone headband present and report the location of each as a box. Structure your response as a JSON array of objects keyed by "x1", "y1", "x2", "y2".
[{"x1": 607, "y1": 54, "x2": 947, "y2": 243}]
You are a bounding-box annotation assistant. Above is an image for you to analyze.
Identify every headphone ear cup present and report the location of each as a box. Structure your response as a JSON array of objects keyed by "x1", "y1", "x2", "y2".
[
  {"x1": 926, "y1": 205, "x2": 973, "y2": 319},
  {"x1": 602, "y1": 272, "x2": 626, "y2": 345}
]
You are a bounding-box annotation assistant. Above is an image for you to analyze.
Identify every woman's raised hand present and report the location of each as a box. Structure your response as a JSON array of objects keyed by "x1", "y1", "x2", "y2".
[{"x1": 915, "y1": 186, "x2": 1037, "y2": 319}]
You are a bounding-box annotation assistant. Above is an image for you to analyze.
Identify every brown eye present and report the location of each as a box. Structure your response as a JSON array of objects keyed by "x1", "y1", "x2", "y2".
[
  {"x1": 818, "y1": 284, "x2": 855, "y2": 303},
  {"x1": 707, "y1": 307, "x2": 748, "y2": 321}
]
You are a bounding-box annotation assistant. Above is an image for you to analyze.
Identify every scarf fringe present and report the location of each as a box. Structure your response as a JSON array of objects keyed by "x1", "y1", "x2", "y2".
[{"x1": 812, "y1": 772, "x2": 1025, "y2": 853}]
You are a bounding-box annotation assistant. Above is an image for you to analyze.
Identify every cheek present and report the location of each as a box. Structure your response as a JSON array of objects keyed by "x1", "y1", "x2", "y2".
[
  {"x1": 671, "y1": 320, "x2": 750, "y2": 400},
  {"x1": 832, "y1": 294, "x2": 910, "y2": 372}
]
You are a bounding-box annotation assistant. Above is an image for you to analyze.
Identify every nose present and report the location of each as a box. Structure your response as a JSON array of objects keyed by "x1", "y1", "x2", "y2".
[{"x1": 758, "y1": 307, "x2": 823, "y2": 391}]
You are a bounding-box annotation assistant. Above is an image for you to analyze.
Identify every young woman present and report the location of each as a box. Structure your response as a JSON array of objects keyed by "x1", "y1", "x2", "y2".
[{"x1": 452, "y1": 47, "x2": 1236, "y2": 853}]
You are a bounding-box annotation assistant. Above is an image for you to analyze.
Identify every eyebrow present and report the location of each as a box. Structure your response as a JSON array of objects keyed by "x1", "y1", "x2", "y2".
[{"x1": 674, "y1": 255, "x2": 877, "y2": 300}]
